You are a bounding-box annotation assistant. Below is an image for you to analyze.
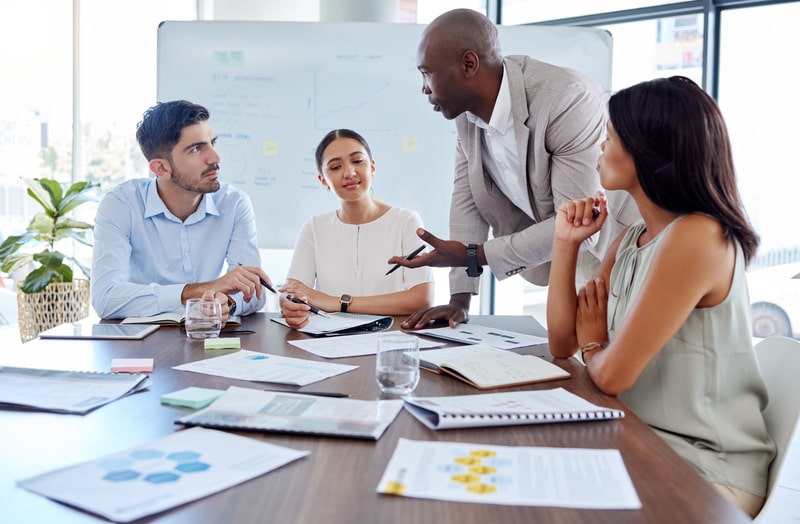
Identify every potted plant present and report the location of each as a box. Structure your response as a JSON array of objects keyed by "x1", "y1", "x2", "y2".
[{"x1": 0, "y1": 178, "x2": 98, "y2": 341}]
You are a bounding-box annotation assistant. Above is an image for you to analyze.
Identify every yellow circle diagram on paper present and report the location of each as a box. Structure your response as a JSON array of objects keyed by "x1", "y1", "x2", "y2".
[
  {"x1": 454, "y1": 456, "x2": 481, "y2": 466},
  {"x1": 467, "y1": 483, "x2": 498, "y2": 495},
  {"x1": 469, "y1": 465, "x2": 497, "y2": 475},
  {"x1": 451, "y1": 474, "x2": 481, "y2": 484},
  {"x1": 384, "y1": 481, "x2": 405, "y2": 495},
  {"x1": 469, "y1": 449, "x2": 496, "y2": 458}
]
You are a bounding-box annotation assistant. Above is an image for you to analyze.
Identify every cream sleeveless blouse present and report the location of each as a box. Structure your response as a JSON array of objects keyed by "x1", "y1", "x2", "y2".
[{"x1": 609, "y1": 217, "x2": 775, "y2": 496}]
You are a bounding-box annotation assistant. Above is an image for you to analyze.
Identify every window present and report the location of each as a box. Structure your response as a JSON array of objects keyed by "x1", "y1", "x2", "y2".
[{"x1": 501, "y1": 0, "x2": 688, "y2": 24}]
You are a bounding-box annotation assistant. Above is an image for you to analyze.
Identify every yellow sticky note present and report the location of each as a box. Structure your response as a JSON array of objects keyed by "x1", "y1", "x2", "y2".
[
  {"x1": 204, "y1": 337, "x2": 241, "y2": 350},
  {"x1": 262, "y1": 141, "x2": 279, "y2": 156},
  {"x1": 402, "y1": 136, "x2": 418, "y2": 152}
]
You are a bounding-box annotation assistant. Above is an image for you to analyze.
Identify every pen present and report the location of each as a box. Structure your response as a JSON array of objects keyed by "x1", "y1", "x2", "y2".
[
  {"x1": 264, "y1": 389, "x2": 349, "y2": 398},
  {"x1": 285, "y1": 294, "x2": 330, "y2": 318},
  {"x1": 259, "y1": 277, "x2": 277, "y2": 294},
  {"x1": 386, "y1": 245, "x2": 426, "y2": 275},
  {"x1": 235, "y1": 263, "x2": 277, "y2": 294}
]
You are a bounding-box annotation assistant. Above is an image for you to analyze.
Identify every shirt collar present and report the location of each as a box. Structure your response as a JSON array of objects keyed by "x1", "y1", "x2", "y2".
[
  {"x1": 144, "y1": 178, "x2": 220, "y2": 222},
  {"x1": 466, "y1": 64, "x2": 512, "y2": 135}
]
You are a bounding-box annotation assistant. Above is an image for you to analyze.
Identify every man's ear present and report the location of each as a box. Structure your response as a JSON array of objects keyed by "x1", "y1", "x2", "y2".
[
  {"x1": 149, "y1": 158, "x2": 171, "y2": 178},
  {"x1": 462, "y1": 50, "x2": 479, "y2": 78}
]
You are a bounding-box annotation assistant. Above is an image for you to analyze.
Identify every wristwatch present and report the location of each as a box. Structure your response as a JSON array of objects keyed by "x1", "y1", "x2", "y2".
[
  {"x1": 465, "y1": 244, "x2": 483, "y2": 278},
  {"x1": 580, "y1": 341, "x2": 608, "y2": 363},
  {"x1": 226, "y1": 295, "x2": 237, "y2": 315},
  {"x1": 339, "y1": 294, "x2": 352, "y2": 313}
]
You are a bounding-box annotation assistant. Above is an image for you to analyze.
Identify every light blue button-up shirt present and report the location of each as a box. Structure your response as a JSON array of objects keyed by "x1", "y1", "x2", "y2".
[{"x1": 91, "y1": 178, "x2": 266, "y2": 319}]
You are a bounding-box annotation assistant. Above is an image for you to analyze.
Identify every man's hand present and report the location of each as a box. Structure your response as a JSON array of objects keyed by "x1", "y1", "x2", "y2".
[
  {"x1": 401, "y1": 293, "x2": 471, "y2": 330},
  {"x1": 387, "y1": 229, "x2": 479, "y2": 269},
  {"x1": 183, "y1": 265, "x2": 274, "y2": 304}
]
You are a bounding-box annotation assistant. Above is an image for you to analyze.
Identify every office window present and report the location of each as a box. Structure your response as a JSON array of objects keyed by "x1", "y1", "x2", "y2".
[
  {"x1": 501, "y1": 0, "x2": 687, "y2": 24},
  {"x1": 718, "y1": 2, "x2": 800, "y2": 339},
  {"x1": 0, "y1": 0, "x2": 72, "y2": 240},
  {"x1": 79, "y1": 0, "x2": 195, "y2": 190}
]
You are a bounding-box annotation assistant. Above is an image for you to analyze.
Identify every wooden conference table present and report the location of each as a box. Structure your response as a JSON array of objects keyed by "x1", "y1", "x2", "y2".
[{"x1": 0, "y1": 313, "x2": 749, "y2": 524}]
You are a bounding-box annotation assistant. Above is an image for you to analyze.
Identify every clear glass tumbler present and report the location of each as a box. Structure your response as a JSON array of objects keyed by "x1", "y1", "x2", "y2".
[
  {"x1": 375, "y1": 332, "x2": 420, "y2": 396},
  {"x1": 184, "y1": 297, "x2": 222, "y2": 339}
]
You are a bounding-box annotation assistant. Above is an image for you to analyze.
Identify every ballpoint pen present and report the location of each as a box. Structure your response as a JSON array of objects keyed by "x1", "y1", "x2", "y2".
[
  {"x1": 386, "y1": 245, "x2": 426, "y2": 275},
  {"x1": 234, "y1": 262, "x2": 277, "y2": 293},
  {"x1": 285, "y1": 294, "x2": 330, "y2": 318},
  {"x1": 263, "y1": 389, "x2": 349, "y2": 398}
]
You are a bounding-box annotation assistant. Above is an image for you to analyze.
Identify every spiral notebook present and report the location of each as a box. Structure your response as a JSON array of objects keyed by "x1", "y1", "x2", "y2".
[{"x1": 403, "y1": 387, "x2": 624, "y2": 430}]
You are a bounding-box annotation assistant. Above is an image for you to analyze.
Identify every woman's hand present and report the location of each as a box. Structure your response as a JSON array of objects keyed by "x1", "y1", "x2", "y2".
[
  {"x1": 554, "y1": 193, "x2": 608, "y2": 245},
  {"x1": 576, "y1": 277, "x2": 610, "y2": 347}
]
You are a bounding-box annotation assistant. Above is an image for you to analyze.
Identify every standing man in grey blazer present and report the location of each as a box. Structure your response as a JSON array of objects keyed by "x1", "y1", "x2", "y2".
[{"x1": 391, "y1": 8, "x2": 638, "y2": 329}]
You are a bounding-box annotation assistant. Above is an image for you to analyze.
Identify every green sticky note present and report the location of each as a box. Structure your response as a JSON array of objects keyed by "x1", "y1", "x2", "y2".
[
  {"x1": 160, "y1": 387, "x2": 225, "y2": 409},
  {"x1": 204, "y1": 337, "x2": 241, "y2": 350}
]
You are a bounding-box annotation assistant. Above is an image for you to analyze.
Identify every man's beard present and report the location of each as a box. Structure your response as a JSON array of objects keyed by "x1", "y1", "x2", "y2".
[{"x1": 170, "y1": 163, "x2": 221, "y2": 193}]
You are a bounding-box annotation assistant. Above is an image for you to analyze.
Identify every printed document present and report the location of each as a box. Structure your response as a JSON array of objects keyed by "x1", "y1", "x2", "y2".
[
  {"x1": 415, "y1": 323, "x2": 547, "y2": 349},
  {"x1": 288, "y1": 332, "x2": 444, "y2": 359},
  {"x1": 19, "y1": 427, "x2": 308, "y2": 522},
  {"x1": 377, "y1": 438, "x2": 641, "y2": 510},
  {"x1": 173, "y1": 349, "x2": 356, "y2": 386}
]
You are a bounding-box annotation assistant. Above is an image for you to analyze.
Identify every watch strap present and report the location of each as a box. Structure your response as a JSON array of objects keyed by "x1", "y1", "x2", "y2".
[{"x1": 465, "y1": 243, "x2": 483, "y2": 278}]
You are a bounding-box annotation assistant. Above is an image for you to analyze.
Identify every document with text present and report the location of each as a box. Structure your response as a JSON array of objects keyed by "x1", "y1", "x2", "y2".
[
  {"x1": 377, "y1": 438, "x2": 641, "y2": 510},
  {"x1": 173, "y1": 349, "x2": 357, "y2": 386},
  {"x1": 288, "y1": 332, "x2": 444, "y2": 359},
  {"x1": 19, "y1": 427, "x2": 308, "y2": 523}
]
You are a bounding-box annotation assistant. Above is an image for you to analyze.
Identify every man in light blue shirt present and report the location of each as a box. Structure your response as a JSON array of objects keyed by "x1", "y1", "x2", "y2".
[{"x1": 91, "y1": 100, "x2": 272, "y2": 322}]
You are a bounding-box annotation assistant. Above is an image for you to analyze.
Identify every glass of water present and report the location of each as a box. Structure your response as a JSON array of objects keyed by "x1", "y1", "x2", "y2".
[
  {"x1": 375, "y1": 332, "x2": 420, "y2": 397},
  {"x1": 184, "y1": 297, "x2": 222, "y2": 339}
]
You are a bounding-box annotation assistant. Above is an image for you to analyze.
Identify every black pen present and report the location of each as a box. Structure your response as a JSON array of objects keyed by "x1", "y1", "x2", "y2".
[
  {"x1": 235, "y1": 263, "x2": 277, "y2": 294},
  {"x1": 264, "y1": 389, "x2": 349, "y2": 398},
  {"x1": 386, "y1": 245, "x2": 426, "y2": 275},
  {"x1": 259, "y1": 277, "x2": 277, "y2": 294},
  {"x1": 285, "y1": 294, "x2": 330, "y2": 318}
]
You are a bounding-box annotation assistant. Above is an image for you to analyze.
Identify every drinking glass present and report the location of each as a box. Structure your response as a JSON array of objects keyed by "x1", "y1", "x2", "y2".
[
  {"x1": 184, "y1": 297, "x2": 222, "y2": 339},
  {"x1": 375, "y1": 332, "x2": 420, "y2": 396}
]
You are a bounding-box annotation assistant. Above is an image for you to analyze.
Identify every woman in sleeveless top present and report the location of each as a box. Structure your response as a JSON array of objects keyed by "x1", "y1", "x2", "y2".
[{"x1": 546, "y1": 76, "x2": 775, "y2": 517}]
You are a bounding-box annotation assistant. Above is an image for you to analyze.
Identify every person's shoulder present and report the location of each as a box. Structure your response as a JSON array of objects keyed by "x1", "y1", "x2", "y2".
[
  {"x1": 506, "y1": 55, "x2": 604, "y2": 93},
  {"x1": 101, "y1": 178, "x2": 151, "y2": 202},
  {"x1": 663, "y1": 214, "x2": 727, "y2": 254}
]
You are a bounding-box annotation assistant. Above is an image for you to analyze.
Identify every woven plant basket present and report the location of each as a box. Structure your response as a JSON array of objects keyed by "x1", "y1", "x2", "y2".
[{"x1": 16, "y1": 279, "x2": 90, "y2": 342}]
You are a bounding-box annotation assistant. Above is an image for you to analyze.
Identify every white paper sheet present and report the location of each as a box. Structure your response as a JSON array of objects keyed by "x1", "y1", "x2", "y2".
[
  {"x1": 415, "y1": 323, "x2": 547, "y2": 349},
  {"x1": 377, "y1": 438, "x2": 641, "y2": 510},
  {"x1": 288, "y1": 332, "x2": 444, "y2": 359},
  {"x1": 18, "y1": 427, "x2": 308, "y2": 522},
  {"x1": 0, "y1": 366, "x2": 149, "y2": 414},
  {"x1": 173, "y1": 349, "x2": 357, "y2": 386}
]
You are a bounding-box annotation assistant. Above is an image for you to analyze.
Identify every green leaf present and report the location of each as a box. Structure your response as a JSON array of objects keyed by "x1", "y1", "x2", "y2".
[
  {"x1": 21, "y1": 265, "x2": 71, "y2": 294},
  {"x1": 0, "y1": 232, "x2": 35, "y2": 262},
  {"x1": 23, "y1": 178, "x2": 58, "y2": 216},
  {"x1": 32, "y1": 250, "x2": 65, "y2": 269},
  {"x1": 27, "y1": 213, "x2": 55, "y2": 237},
  {"x1": 58, "y1": 181, "x2": 98, "y2": 215},
  {"x1": 35, "y1": 178, "x2": 64, "y2": 208},
  {"x1": 65, "y1": 254, "x2": 91, "y2": 279},
  {"x1": 0, "y1": 253, "x2": 33, "y2": 274}
]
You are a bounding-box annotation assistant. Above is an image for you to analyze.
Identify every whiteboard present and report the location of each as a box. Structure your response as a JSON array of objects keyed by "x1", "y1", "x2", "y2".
[{"x1": 157, "y1": 21, "x2": 611, "y2": 248}]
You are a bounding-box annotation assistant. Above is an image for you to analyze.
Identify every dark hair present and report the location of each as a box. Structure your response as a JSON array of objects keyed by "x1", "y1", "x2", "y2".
[
  {"x1": 135, "y1": 100, "x2": 210, "y2": 161},
  {"x1": 314, "y1": 129, "x2": 373, "y2": 173},
  {"x1": 608, "y1": 76, "x2": 759, "y2": 263}
]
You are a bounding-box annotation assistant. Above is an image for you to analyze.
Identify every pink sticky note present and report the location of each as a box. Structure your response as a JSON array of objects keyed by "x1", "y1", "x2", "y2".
[{"x1": 110, "y1": 358, "x2": 154, "y2": 373}]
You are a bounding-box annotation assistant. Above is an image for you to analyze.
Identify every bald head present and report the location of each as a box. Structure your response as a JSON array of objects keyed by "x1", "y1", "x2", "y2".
[
  {"x1": 421, "y1": 9, "x2": 502, "y2": 68},
  {"x1": 416, "y1": 9, "x2": 504, "y2": 121}
]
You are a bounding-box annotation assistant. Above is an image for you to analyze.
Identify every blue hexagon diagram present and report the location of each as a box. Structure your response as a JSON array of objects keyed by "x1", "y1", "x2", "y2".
[
  {"x1": 131, "y1": 449, "x2": 164, "y2": 460},
  {"x1": 167, "y1": 451, "x2": 201, "y2": 462},
  {"x1": 144, "y1": 471, "x2": 181, "y2": 484},
  {"x1": 104, "y1": 470, "x2": 141, "y2": 482},
  {"x1": 175, "y1": 461, "x2": 210, "y2": 473}
]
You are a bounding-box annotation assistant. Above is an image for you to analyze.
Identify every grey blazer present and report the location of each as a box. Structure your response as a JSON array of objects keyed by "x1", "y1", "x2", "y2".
[{"x1": 449, "y1": 56, "x2": 638, "y2": 293}]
